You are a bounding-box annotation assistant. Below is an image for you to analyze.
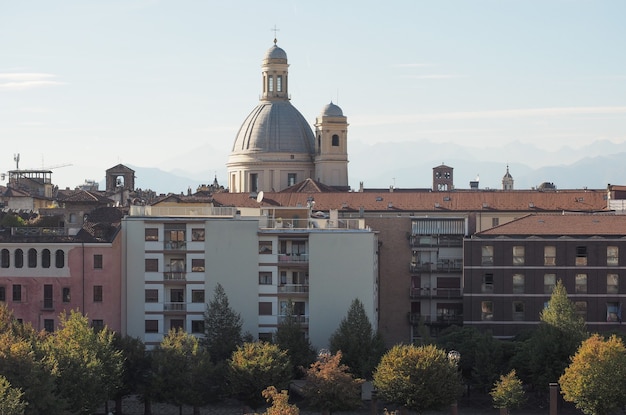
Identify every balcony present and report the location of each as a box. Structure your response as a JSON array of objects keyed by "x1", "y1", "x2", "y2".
[
  {"x1": 409, "y1": 313, "x2": 463, "y2": 326},
  {"x1": 164, "y1": 302, "x2": 187, "y2": 312},
  {"x1": 278, "y1": 253, "x2": 309, "y2": 263},
  {"x1": 278, "y1": 315, "x2": 309, "y2": 325},
  {"x1": 164, "y1": 272, "x2": 186, "y2": 281},
  {"x1": 410, "y1": 287, "x2": 462, "y2": 299},
  {"x1": 409, "y1": 235, "x2": 463, "y2": 248},
  {"x1": 410, "y1": 259, "x2": 462, "y2": 274},
  {"x1": 278, "y1": 284, "x2": 309, "y2": 294},
  {"x1": 164, "y1": 241, "x2": 186, "y2": 251}
]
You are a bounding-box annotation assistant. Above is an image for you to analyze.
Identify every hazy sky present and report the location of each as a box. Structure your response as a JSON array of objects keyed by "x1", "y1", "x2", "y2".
[{"x1": 1, "y1": 0, "x2": 625, "y2": 190}]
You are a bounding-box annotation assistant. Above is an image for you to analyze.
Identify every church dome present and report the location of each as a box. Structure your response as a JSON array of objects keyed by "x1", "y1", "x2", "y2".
[
  {"x1": 231, "y1": 100, "x2": 315, "y2": 155},
  {"x1": 320, "y1": 102, "x2": 343, "y2": 117},
  {"x1": 264, "y1": 45, "x2": 287, "y2": 61}
]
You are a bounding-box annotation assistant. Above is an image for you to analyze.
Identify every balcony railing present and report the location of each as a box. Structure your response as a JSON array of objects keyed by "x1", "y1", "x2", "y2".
[
  {"x1": 410, "y1": 287, "x2": 462, "y2": 299},
  {"x1": 409, "y1": 235, "x2": 463, "y2": 248},
  {"x1": 164, "y1": 302, "x2": 186, "y2": 312},
  {"x1": 410, "y1": 259, "x2": 463, "y2": 274},
  {"x1": 164, "y1": 241, "x2": 187, "y2": 250},
  {"x1": 278, "y1": 253, "x2": 309, "y2": 263},
  {"x1": 409, "y1": 313, "x2": 463, "y2": 326},
  {"x1": 278, "y1": 284, "x2": 309, "y2": 294},
  {"x1": 278, "y1": 315, "x2": 309, "y2": 324},
  {"x1": 164, "y1": 272, "x2": 186, "y2": 281}
]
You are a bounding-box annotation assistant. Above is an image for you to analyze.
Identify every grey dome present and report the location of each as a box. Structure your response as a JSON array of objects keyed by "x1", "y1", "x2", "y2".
[
  {"x1": 232, "y1": 101, "x2": 315, "y2": 154},
  {"x1": 264, "y1": 45, "x2": 287, "y2": 61},
  {"x1": 321, "y1": 102, "x2": 343, "y2": 117}
]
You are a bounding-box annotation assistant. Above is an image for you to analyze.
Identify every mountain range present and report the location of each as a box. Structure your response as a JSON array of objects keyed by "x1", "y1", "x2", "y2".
[{"x1": 110, "y1": 139, "x2": 626, "y2": 195}]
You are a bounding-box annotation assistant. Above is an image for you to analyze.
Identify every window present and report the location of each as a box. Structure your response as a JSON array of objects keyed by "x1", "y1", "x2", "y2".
[
  {"x1": 482, "y1": 273, "x2": 494, "y2": 293},
  {"x1": 145, "y1": 258, "x2": 158, "y2": 272},
  {"x1": 91, "y1": 320, "x2": 104, "y2": 331},
  {"x1": 93, "y1": 254, "x2": 103, "y2": 269},
  {"x1": 259, "y1": 241, "x2": 272, "y2": 254},
  {"x1": 575, "y1": 274, "x2": 587, "y2": 294},
  {"x1": 259, "y1": 272, "x2": 272, "y2": 285},
  {"x1": 512, "y1": 301, "x2": 525, "y2": 321},
  {"x1": 93, "y1": 285, "x2": 103, "y2": 302},
  {"x1": 259, "y1": 302, "x2": 272, "y2": 316},
  {"x1": 145, "y1": 320, "x2": 159, "y2": 333},
  {"x1": 259, "y1": 332, "x2": 273, "y2": 342},
  {"x1": 276, "y1": 75, "x2": 282, "y2": 92},
  {"x1": 28, "y1": 248, "x2": 37, "y2": 268},
  {"x1": 191, "y1": 259, "x2": 205, "y2": 272},
  {"x1": 14, "y1": 249, "x2": 23, "y2": 268},
  {"x1": 170, "y1": 289, "x2": 184, "y2": 303},
  {"x1": 544, "y1": 246, "x2": 556, "y2": 266},
  {"x1": 331, "y1": 134, "x2": 339, "y2": 146},
  {"x1": 145, "y1": 228, "x2": 158, "y2": 241},
  {"x1": 481, "y1": 245, "x2": 494, "y2": 265},
  {"x1": 481, "y1": 301, "x2": 493, "y2": 321},
  {"x1": 42, "y1": 249, "x2": 50, "y2": 268},
  {"x1": 0, "y1": 286, "x2": 5, "y2": 302},
  {"x1": 43, "y1": 284, "x2": 53, "y2": 309},
  {"x1": 12, "y1": 285, "x2": 22, "y2": 302},
  {"x1": 608, "y1": 246, "x2": 619, "y2": 266},
  {"x1": 512, "y1": 274, "x2": 525, "y2": 294},
  {"x1": 145, "y1": 289, "x2": 158, "y2": 303},
  {"x1": 191, "y1": 290, "x2": 205, "y2": 303},
  {"x1": 55, "y1": 250, "x2": 64, "y2": 268},
  {"x1": 165, "y1": 225, "x2": 186, "y2": 249},
  {"x1": 280, "y1": 271, "x2": 287, "y2": 285},
  {"x1": 170, "y1": 319, "x2": 184, "y2": 331},
  {"x1": 544, "y1": 274, "x2": 556, "y2": 294},
  {"x1": 44, "y1": 319, "x2": 54, "y2": 333},
  {"x1": 1, "y1": 249, "x2": 9, "y2": 268},
  {"x1": 191, "y1": 320, "x2": 205, "y2": 333},
  {"x1": 287, "y1": 173, "x2": 297, "y2": 187},
  {"x1": 607, "y1": 302, "x2": 621, "y2": 322},
  {"x1": 575, "y1": 301, "x2": 587, "y2": 319},
  {"x1": 268, "y1": 75, "x2": 274, "y2": 92},
  {"x1": 576, "y1": 246, "x2": 587, "y2": 266},
  {"x1": 607, "y1": 274, "x2": 619, "y2": 294},
  {"x1": 492, "y1": 217, "x2": 499, "y2": 227},
  {"x1": 250, "y1": 173, "x2": 258, "y2": 193},
  {"x1": 192, "y1": 229, "x2": 205, "y2": 241},
  {"x1": 62, "y1": 287, "x2": 71, "y2": 303},
  {"x1": 512, "y1": 246, "x2": 525, "y2": 265}
]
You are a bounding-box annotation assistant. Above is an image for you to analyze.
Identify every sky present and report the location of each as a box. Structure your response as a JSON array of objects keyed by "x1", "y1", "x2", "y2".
[{"x1": 1, "y1": 0, "x2": 625, "y2": 191}]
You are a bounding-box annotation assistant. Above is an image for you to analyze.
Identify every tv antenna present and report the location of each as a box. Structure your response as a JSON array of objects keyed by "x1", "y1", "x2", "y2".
[{"x1": 14, "y1": 153, "x2": 20, "y2": 170}]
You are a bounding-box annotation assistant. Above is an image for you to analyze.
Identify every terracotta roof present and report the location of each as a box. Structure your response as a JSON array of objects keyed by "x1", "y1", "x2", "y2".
[
  {"x1": 57, "y1": 190, "x2": 113, "y2": 204},
  {"x1": 150, "y1": 194, "x2": 214, "y2": 205},
  {"x1": 211, "y1": 189, "x2": 608, "y2": 212},
  {"x1": 477, "y1": 213, "x2": 626, "y2": 236},
  {"x1": 279, "y1": 178, "x2": 341, "y2": 193}
]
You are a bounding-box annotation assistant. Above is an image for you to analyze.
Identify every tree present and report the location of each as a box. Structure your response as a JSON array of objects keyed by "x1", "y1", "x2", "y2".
[
  {"x1": 113, "y1": 335, "x2": 152, "y2": 415},
  {"x1": 44, "y1": 310, "x2": 123, "y2": 415},
  {"x1": 204, "y1": 283, "x2": 244, "y2": 363},
  {"x1": 274, "y1": 299, "x2": 316, "y2": 378},
  {"x1": 490, "y1": 370, "x2": 526, "y2": 415},
  {"x1": 302, "y1": 351, "x2": 364, "y2": 414},
  {"x1": 540, "y1": 280, "x2": 587, "y2": 338},
  {"x1": 559, "y1": 334, "x2": 626, "y2": 415},
  {"x1": 373, "y1": 344, "x2": 463, "y2": 414},
  {"x1": 0, "y1": 376, "x2": 27, "y2": 415},
  {"x1": 329, "y1": 298, "x2": 386, "y2": 378},
  {"x1": 152, "y1": 328, "x2": 214, "y2": 415},
  {"x1": 262, "y1": 386, "x2": 300, "y2": 415},
  {"x1": 228, "y1": 342, "x2": 292, "y2": 409}
]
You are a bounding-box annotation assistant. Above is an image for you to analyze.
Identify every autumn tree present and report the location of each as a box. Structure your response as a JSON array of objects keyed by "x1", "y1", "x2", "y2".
[
  {"x1": 274, "y1": 299, "x2": 316, "y2": 378},
  {"x1": 329, "y1": 298, "x2": 386, "y2": 378},
  {"x1": 228, "y1": 342, "x2": 292, "y2": 409},
  {"x1": 0, "y1": 375, "x2": 27, "y2": 415},
  {"x1": 559, "y1": 334, "x2": 626, "y2": 415},
  {"x1": 262, "y1": 386, "x2": 300, "y2": 415},
  {"x1": 302, "y1": 351, "x2": 364, "y2": 414},
  {"x1": 204, "y1": 283, "x2": 244, "y2": 363},
  {"x1": 373, "y1": 344, "x2": 463, "y2": 414},
  {"x1": 490, "y1": 370, "x2": 526, "y2": 415}
]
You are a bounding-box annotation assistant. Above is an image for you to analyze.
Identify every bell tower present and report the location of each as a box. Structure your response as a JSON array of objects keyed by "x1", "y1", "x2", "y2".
[
  {"x1": 314, "y1": 102, "x2": 349, "y2": 189},
  {"x1": 433, "y1": 164, "x2": 453, "y2": 192}
]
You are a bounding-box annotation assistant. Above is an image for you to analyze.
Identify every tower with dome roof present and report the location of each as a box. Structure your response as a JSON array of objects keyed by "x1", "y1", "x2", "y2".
[{"x1": 226, "y1": 39, "x2": 349, "y2": 193}]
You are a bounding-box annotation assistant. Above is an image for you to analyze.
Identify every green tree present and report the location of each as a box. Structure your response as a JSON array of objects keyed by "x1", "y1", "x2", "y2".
[
  {"x1": 0, "y1": 213, "x2": 27, "y2": 228},
  {"x1": 44, "y1": 310, "x2": 123, "y2": 415},
  {"x1": 329, "y1": 298, "x2": 386, "y2": 378},
  {"x1": 113, "y1": 335, "x2": 152, "y2": 415},
  {"x1": 560, "y1": 334, "x2": 626, "y2": 415},
  {"x1": 204, "y1": 283, "x2": 244, "y2": 363},
  {"x1": 373, "y1": 344, "x2": 463, "y2": 414},
  {"x1": 490, "y1": 370, "x2": 526, "y2": 415},
  {"x1": 274, "y1": 299, "x2": 316, "y2": 378},
  {"x1": 302, "y1": 351, "x2": 364, "y2": 414},
  {"x1": 0, "y1": 375, "x2": 27, "y2": 415},
  {"x1": 228, "y1": 342, "x2": 292, "y2": 409},
  {"x1": 152, "y1": 328, "x2": 214, "y2": 415},
  {"x1": 540, "y1": 280, "x2": 587, "y2": 338}
]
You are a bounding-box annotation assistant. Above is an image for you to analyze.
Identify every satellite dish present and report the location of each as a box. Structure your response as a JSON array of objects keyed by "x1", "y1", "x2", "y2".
[{"x1": 256, "y1": 191, "x2": 264, "y2": 203}]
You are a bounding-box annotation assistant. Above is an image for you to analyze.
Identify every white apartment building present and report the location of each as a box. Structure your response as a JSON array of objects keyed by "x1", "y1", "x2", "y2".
[{"x1": 122, "y1": 205, "x2": 378, "y2": 350}]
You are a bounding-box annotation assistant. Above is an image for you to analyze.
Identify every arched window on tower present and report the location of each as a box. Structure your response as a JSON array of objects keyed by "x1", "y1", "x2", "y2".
[
  {"x1": 1, "y1": 249, "x2": 9, "y2": 268},
  {"x1": 268, "y1": 75, "x2": 274, "y2": 92},
  {"x1": 277, "y1": 75, "x2": 282, "y2": 92},
  {"x1": 42, "y1": 249, "x2": 51, "y2": 268},
  {"x1": 15, "y1": 249, "x2": 23, "y2": 268},
  {"x1": 28, "y1": 248, "x2": 37, "y2": 268},
  {"x1": 55, "y1": 250, "x2": 65, "y2": 268},
  {"x1": 332, "y1": 134, "x2": 339, "y2": 146}
]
